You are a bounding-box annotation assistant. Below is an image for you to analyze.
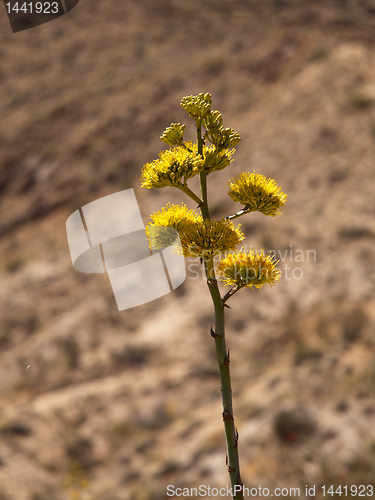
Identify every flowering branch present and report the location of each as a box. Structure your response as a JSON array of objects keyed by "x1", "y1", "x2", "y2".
[
  {"x1": 225, "y1": 208, "x2": 251, "y2": 221},
  {"x1": 141, "y1": 92, "x2": 287, "y2": 499},
  {"x1": 222, "y1": 285, "x2": 240, "y2": 304},
  {"x1": 179, "y1": 183, "x2": 204, "y2": 206}
]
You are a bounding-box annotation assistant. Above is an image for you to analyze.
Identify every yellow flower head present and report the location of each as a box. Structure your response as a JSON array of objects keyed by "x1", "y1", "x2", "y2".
[
  {"x1": 160, "y1": 123, "x2": 185, "y2": 146},
  {"x1": 146, "y1": 203, "x2": 203, "y2": 254},
  {"x1": 203, "y1": 110, "x2": 241, "y2": 149},
  {"x1": 141, "y1": 143, "x2": 205, "y2": 189},
  {"x1": 203, "y1": 145, "x2": 234, "y2": 174},
  {"x1": 186, "y1": 219, "x2": 244, "y2": 258},
  {"x1": 180, "y1": 93, "x2": 212, "y2": 120},
  {"x1": 217, "y1": 248, "x2": 281, "y2": 289},
  {"x1": 228, "y1": 172, "x2": 287, "y2": 216}
]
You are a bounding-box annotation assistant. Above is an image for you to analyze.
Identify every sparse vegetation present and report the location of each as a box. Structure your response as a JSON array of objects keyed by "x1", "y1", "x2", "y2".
[
  {"x1": 65, "y1": 434, "x2": 94, "y2": 471},
  {"x1": 58, "y1": 337, "x2": 81, "y2": 370},
  {"x1": 342, "y1": 306, "x2": 368, "y2": 343},
  {"x1": 347, "y1": 92, "x2": 374, "y2": 110},
  {"x1": 0, "y1": 420, "x2": 32, "y2": 437},
  {"x1": 274, "y1": 408, "x2": 317, "y2": 443}
]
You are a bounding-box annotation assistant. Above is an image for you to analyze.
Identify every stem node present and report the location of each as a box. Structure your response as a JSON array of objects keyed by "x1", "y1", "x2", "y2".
[
  {"x1": 222, "y1": 408, "x2": 234, "y2": 420},
  {"x1": 210, "y1": 327, "x2": 222, "y2": 339},
  {"x1": 234, "y1": 428, "x2": 239, "y2": 448},
  {"x1": 221, "y1": 349, "x2": 230, "y2": 366}
]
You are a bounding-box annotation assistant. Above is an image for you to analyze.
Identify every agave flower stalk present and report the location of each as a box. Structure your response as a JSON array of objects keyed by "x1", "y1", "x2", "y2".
[
  {"x1": 141, "y1": 93, "x2": 287, "y2": 499},
  {"x1": 196, "y1": 115, "x2": 243, "y2": 496}
]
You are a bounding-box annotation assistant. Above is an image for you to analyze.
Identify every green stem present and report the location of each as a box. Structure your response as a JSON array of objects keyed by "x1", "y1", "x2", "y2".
[
  {"x1": 205, "y1": 259, "x2": 243, "y2": 500},
  {"x1": 196, "y1": 116, "x2": 243, "y2": 499},
  {"x1": 196, "y1": 119, "x2": 210, "y2": 220},
  {"x1": 222, "y1": 285, "x2": 241, "y2": 304},
  {"x1": 226, "y1": 207, "x2": 251, "y2": 221},
  {"x1": 179, "y1": 184, "x2": 204, "y2": 206},
  {"x1": 180, "y1": 141, "x2": 193, "y2": 153}
]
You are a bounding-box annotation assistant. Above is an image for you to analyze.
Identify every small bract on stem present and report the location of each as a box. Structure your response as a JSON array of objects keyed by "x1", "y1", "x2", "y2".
[{"x1": 141, "y1": 92, "x2": 287, "y2": 500}]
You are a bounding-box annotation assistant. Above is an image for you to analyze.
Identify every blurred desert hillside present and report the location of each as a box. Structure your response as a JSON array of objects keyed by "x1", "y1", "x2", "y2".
[{"x1": 1, "y1": 1, "x2": 375, "y2": 499}]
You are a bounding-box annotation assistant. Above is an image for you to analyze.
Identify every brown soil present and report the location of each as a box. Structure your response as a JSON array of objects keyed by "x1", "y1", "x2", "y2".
[{"x1": 1, "y1": 1, "x2": 375, "y2": 499}]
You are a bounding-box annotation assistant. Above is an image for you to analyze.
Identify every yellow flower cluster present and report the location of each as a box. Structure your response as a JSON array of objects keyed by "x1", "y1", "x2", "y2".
[
  {"x1": 180, "y1": 93, "x2": 212, "y2": 120},
  {"x1": 212, "y1": 127, "x2": 241, "y2": 149},
  {"x1": 146, "y1": 204, "x2": 244, "y2": 257},
  {"x1": 217, "y1": 248, "x2": 281, "y2": 289},
  {"x1": 203, "y1": 110, "x2": 241, "y2": 149},
  {"x1": 146, "y1": 203, "x2": 202, "y2": 252},
  {"x1": 203, "y1": 146, "x2": 234, "y2": 174},
  {"x1": 186, "y1": 219, "x2": 244, "y2": 258},
  {"x1": 160, "y1": 123, "x2": 186, "y2": 146},
  {"x1": 141, "y1": 143, "x2": 204, "y2": 189},
  {"x1": 228, "y1": 172, "x2": 287, "y2": 216}
]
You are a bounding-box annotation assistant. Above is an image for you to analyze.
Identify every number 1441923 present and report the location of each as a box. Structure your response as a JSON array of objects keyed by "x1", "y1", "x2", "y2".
[
  {"x1": 321, "y1": 485, "x2": 374, "y2": 496},
  {"x1": 5, "y1": 2, "x2": 60, "y2": 14}
]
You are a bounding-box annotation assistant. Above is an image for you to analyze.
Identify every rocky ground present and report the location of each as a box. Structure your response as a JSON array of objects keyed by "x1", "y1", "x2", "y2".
[{"x1": 1, "y1": 1, "x2": 375, "y2": 499}]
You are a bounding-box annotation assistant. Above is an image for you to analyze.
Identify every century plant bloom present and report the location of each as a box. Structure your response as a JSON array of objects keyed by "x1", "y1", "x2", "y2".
[
  {"x1": 228, "y1": 172, "x2": 287, "y2": 216},
  {"x1": 146, "y1": 203, "x2": 203, "y2": 255},
  {"x1": 140, "y1": 93, "x2": 287, "y2": 500},
  {"x1": 203, "y1": 146, "x2": 234, "y2": 174},
  {"x1": 180, "y1": 92, "x2": 212, "y2": 120},
  {"x1": 217, "y1": 248, "x2": 281, "y2": 289},
  {"x1": 160, "y1": 123, "x2": 186, "y2": 146},
  {"x1": 147, "y1": 206, "x2": 244, "y2": 258},
  {"x1": 141, "y1": 142, "x2": 205, "y2": 189},
  {"x1": 186, "y1": 219, "x2": 244, "y2": 258}
]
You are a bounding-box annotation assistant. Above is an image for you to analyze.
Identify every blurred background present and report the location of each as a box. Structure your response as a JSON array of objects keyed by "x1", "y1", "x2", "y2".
[{"x1": 1, "y1": 0, "x2": 375, "y2": 498}]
